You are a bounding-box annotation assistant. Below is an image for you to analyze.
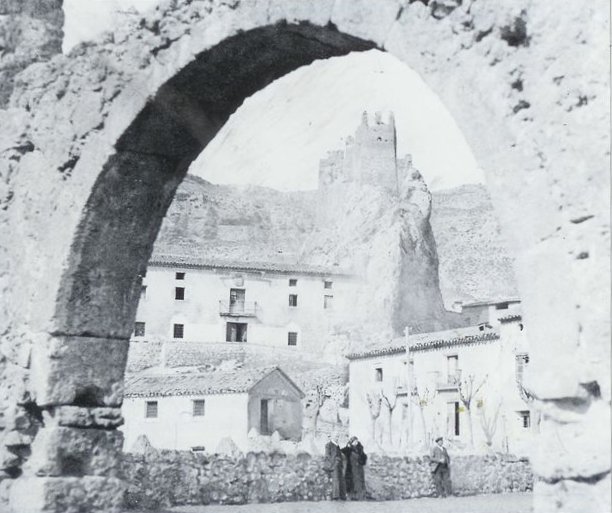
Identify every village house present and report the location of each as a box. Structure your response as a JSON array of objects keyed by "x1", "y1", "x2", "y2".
[
  {"x1": 132, "y1": 255, "x2": 357, "y2": 356},
  {"x1": 347, "y1": 299, "x2": 534, "y2": 456},
  {"x1": 121, "y1": 366, "x2": 304, "y2": 452}
]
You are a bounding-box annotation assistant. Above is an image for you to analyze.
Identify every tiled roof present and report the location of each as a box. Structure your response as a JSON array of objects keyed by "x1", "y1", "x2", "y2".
[
  {"x1": 408, "y1": 325, "x2": 500, "y2": 352},
  {"x1": 124, "y1": 366, "x2": 303, "y2": 398},
  {"x1": 498, "y1": 314, "x2": 522, "y2": 323},
  {"x1": 347, "y1": 325, "x2": 501, "y2": 360},
  {"x1": 461, "y1": 297, "x2": 521, "y2": 308},
  {"x1": 346, "y1": 340, "x2": 406, "y2": 360},
  {"x1": 148, "y1": 253, "x2": 353, "y2": 277}
]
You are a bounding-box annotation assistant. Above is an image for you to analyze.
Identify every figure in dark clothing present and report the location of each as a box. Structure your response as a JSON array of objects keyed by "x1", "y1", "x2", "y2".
[
  {"x1": 343, "y1": 436, "x2": 367, "y2": 500},
  {"x1": 324, "y1": 433, "x2": 346, "y2": 500},
  {"x1": 431, "y1": 436, "x2": 452, "y2": 497}
]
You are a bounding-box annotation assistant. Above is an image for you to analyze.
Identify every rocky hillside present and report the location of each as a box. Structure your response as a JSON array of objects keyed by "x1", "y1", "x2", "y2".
[
  {"x1": 154, "y1": 176, "x2": 517, "y2": 312},
  {"x1": 430, "y1": 184, "x2": 518, "y2": 308},
  {"x1": 154, "y1": 172, "x2": 451, "y2": 342}
]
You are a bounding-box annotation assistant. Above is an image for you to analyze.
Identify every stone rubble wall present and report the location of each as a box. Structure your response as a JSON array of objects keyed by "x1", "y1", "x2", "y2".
[{"x1": 122, "y1": 450, "x2": 532, "y2": 510}]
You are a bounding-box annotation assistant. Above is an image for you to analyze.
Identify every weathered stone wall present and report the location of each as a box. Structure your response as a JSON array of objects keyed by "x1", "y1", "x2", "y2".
[
  {"x1": 122, "y1": 450, "x2": 532, "y2": 509},
  {"x1": 0, "y1": 0, "x2": 608, "y2": 512},
  {"x1": 0, "y1": 0, "x2": 64, "y2": 106}
]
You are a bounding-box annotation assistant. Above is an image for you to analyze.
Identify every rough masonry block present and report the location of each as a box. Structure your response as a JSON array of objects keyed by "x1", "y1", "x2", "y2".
[
  {"x1": 9, "y1": 476, "x2": 125, "y2": 513},
  {"x1": 533, "y1": 476, "x2": 611, "y2": 513},
  {"x1": 25, "y1": 426, "x2": 123, "y2": 478},
  {"x1": 46, "y1": 405, "x2": 124, "y2": 429},
  {"x1": 30, "y1": 335, "x2": 129, "y2": 407}
]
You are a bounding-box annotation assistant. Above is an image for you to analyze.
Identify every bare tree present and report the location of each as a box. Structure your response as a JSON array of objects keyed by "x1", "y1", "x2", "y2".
[
  {"x1": 365, "y1": 388, "x2": 382, "y2": 442},
  {"x1": 478, "y1": 398, "x2": 502, "y2": 448},
  {"x1": 303, "y1": 384, "x2": 327, "y2": 436},
  {"x1": 410, "y1": 385, "x2": 434, "y2": 450},
  {"x1": 381, "y1": 378, "x2": 400, "y2": 445},
  {"x1": 458, "y1": 374, "x2": 488, "y2": 447},
  {"x1": 517, "y1": 378, "x2": 542, "y2": 432}
]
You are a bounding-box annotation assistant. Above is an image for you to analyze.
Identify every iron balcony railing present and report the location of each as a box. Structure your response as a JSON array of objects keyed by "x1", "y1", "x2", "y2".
[{"x1": 219, "y1": 300, "x2": 258, "y2": 317}]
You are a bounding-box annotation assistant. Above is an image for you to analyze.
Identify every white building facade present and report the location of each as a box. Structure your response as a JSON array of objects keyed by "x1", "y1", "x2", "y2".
[
  {"x1": 132, "y1": 255, "x2": 357, "y2": 356},
  {"x1": 348, "y1": 301, "x2": 535, "y2": 456},
  {"x1": 122, "y1": 367, "x2": 304, "y2": 452}
]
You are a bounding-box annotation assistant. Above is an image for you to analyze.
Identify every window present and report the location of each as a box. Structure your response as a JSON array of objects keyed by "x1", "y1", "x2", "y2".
[
  {"x1": 175, "y1": 272, "x2": 185, "y2": 280},
  {"x1": 145, "y1": 401, "x2": 158, "y2": 418},
  {"x1": 447, "y1": 355, "x2": 459, "y2": 383},
  {"x1": 289, "y1": 278, "x2": 297, "y2": 287},
  {"x1": 193, "y1": 399, "x2": 205, "y2": 417},
  {"x1": 324, "y1": 295, "x2": 334, "y2": 309},
  {"x1": 495, "y1": 302, "x2": 509, "y2": 310},
  {"x1": 375, "y1": 367, "x2": 383, "y2": 382},
  {"x1": 175, "y1": 287, "x2": 185, "y2": 300},
  {"x1": 289, "y1": 294, "x2": 298, "y2": 307},
  {"x1": 140, "y1": 285, "x2": 147, "y2": 299},
  {"x1": 324, "y1": 280, "x2": 333, "y2": 289},
  {"x1": 134, "y1": 322, "x2": 145, "y2": 337},
  {"x1": 173, "y1": 323, "x2": 184, "y2": 339},
  {"x1": 516, "y1": 354, "x2": 529, "y2": 382},
  {"x1": 518, "y1": 410, "x2": 531, "y2": 428},
  {"x1": 288, "y1": 332, "x2": 298, "y2": 346}
]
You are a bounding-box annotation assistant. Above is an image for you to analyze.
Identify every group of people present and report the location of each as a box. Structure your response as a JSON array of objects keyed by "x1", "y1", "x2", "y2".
[
  {"x1": 324, "y1": 434, "x2": 368, "y2": 501},
  {"x1": 324, "y1": 433, "x2": 453, "y2": 500}
]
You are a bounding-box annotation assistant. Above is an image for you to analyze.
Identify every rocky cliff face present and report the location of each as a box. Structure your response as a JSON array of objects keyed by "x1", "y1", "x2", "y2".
[
  {"x1": 430, "y1": 184, "x2": 518, "y2": 308},
  {"x1": 153, "y1": 172, "x2": 450, "y2": 342},
  {"x1": 154, "y1": 176, "x2": 518, "y2": 325}
]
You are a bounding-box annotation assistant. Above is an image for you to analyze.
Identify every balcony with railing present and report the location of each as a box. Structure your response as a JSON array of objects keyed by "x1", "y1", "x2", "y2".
[
  {"x1": 219, "y1": 300, "x2": 258, "y2": 317},
  {"x1": 437, "y1": 369, "x2": 462, "y2": 391}
]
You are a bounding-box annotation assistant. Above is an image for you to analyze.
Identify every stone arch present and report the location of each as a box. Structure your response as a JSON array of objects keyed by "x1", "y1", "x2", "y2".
[{"x1": 0, "y1": 1, "x2": 608, "y2": 512}]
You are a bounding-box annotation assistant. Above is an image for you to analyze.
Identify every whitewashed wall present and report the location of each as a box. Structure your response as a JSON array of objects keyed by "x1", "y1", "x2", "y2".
[
  {"x1": 132, "y1": 266, "x2": 357, "y2": 355},
  {"x1": 121, "y1": 393, "x2": 249, "y2": 452}
]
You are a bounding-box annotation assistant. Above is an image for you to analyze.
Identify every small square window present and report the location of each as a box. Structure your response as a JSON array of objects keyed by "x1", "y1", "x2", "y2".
[
  {"x1": 288, "y1": 332, "x2": 298, "y2": 346},
  {"x1": 193, "y1": 399, "x2": 205, "y2": 417},
  {"x1": 145, "y1": 401, "x2": 158, "y2": 418},
  {"x1": 134, "y1": 322, "x2": 145, "y2": 337},
  {"x1": 324, "y1": 280, "x2": 333, "y2": 289},
  {"x1": 519, "y1": 410, "x2": 530, "y2": 428},
  {"x1": 289, "y1": 278, "x2": 298, "y2": 287},
  {"x1": 289, "y1": 294, "x2": 298, "y2": 307},
  {"x1": 176, "y1": 272, "x2": 185, "y2": 280},
  {"x1": 175, "y1": 287, "x2": 185, "y2": 300},
  {"x1": 324, "y1": 295, "x2": 334, "y2": 309},
  {"x1": 375, "y1": 367, "x2": 383, "y2": 382},
  {"x1": 140, "y1": 285, "x2": 147, "y2": 299},
  {"x1": 173, "y1": 323, "x2": 184, "y2": 339}
]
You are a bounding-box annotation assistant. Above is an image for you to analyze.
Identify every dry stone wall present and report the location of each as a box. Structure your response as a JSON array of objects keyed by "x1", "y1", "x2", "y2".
[{"x1": 122, "y1": 450, "x2": 532, "y2": 509}]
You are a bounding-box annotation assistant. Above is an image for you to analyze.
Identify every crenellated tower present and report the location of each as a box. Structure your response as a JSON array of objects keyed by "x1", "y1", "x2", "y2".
[{"x1": 318, "y1": 111, "x2": 411, "y2": 193}]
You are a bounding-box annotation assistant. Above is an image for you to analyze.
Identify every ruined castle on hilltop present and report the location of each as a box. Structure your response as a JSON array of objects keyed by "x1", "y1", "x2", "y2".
[{"x1": 318, "y1": 111, "x2": 415, "y2": 192}]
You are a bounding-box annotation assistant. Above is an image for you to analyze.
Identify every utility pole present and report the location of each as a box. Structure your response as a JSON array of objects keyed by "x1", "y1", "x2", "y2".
[{"x1": 404, "y1": 325, "x2": 413, "y2": 452}]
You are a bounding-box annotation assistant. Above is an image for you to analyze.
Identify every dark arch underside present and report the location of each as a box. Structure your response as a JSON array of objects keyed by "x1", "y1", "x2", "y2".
[{"x1": 55, "y1": 22, "x2": 376, "y2": 339}]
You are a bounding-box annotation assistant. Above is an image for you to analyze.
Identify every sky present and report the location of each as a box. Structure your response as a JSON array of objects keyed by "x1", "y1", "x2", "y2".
[{"x1": 63, "y1": 1, "x2": 483, "y2": 191}]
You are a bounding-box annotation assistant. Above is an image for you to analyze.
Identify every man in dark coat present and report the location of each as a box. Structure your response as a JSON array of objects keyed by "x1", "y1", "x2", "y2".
[
  {"x1": 343, "y1": 436, "x2": 367, "y2": 500},
  {"x1": 431, "y1": 436, "x2": 452, "y2": 497},
  {"x1": 324, "y1": 433, "x2": 346, "y2": 500}
]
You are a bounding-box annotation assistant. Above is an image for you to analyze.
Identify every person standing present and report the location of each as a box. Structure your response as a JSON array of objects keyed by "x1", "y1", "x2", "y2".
[
  {"x1": 343, "y1": 436, "x2": 367, "y2": 500},
  {"x1": 431, "y1": 436, "x2": 452, "y2": 497},
  {"x1": 324, "y1": 433, "x2": 346, "y2": 500}
]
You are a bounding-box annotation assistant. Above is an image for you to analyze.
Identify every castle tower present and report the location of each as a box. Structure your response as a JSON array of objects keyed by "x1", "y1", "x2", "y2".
[
  {"x1": 347, "y1": 111, "x2": 398, "y2": 191},
  {"x1": 317, "y1": 111, "x2": 401, "y2": 192}
]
